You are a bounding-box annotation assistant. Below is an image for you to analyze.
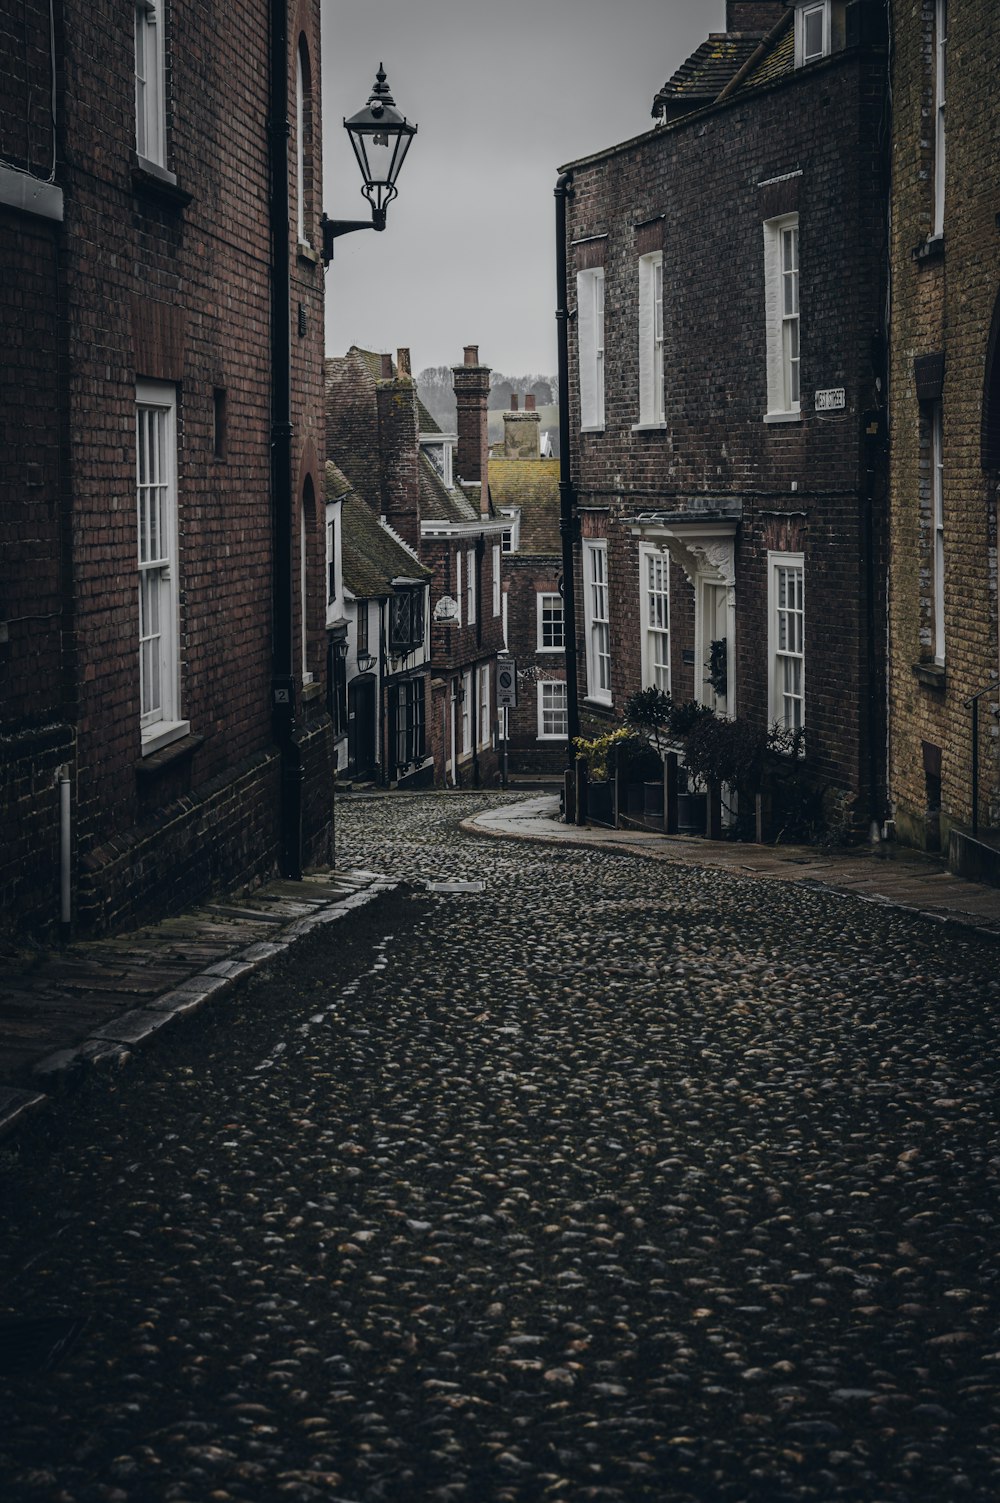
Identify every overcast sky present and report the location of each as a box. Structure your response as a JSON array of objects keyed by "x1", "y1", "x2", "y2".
[{"x1": 322, "y1": 0, "x2": 725, "y2": 378}]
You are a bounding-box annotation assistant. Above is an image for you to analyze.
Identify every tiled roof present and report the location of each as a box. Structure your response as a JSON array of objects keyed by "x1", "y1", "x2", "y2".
[
  {"x1": 488, "y1": 458, "x2": 561, "y2": 555},
  {"x1": 727, "y1": 14, "x2": 794, "y2": 94},
  {"x1": 325, "y1": 350, "x2": 381, "y2": 512},
  {"x1": 653, "y1": 35, "x2": 762, "y2": 118},
  {"x1": 419, "y1": 453, "x2": 480, "y2": 526},
  {"x1": 340, "y1": 488, "x2": 430, "y2": 600},
  {"x1": 416, "y1": 397, "x2": 441, "y2": 433}
]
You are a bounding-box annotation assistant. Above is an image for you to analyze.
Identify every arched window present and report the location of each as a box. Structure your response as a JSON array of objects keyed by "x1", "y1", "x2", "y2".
[
  {"x1": 295, "y1": 36, "x2": 313, "y2": 246},
  {"x1": 983, "y1": 286, "x2": 1000, "y2": 472},
  {"x1": 300, "y1": 478, "x2": 316, "y2": 684}
]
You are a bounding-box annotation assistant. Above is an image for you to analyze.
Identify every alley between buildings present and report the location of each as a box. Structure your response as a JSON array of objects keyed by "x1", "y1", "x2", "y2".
[{"x1": 1, "y1": 793, "x2": 998, "y2": 1502}]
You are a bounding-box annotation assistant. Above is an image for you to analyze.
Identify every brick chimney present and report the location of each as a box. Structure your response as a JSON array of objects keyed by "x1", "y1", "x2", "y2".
[
  {"x1": 375, "y1": 354, "x2": 421, "y2": 550},
  {"x1": 452, "y1": 344, "x2": 491, "y2": 515},
  {"x1": 396, "y1": 347, "x2": 411, "y2": 377},
  {"x1": 726, "y1": 1, "x2": 788, "y2": 32},
  {"x1": 503, "y1": 395, "x2": 541, "y2": 460}
]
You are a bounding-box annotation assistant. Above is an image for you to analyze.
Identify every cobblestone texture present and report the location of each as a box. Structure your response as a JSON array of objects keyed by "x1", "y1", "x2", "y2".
[{"x1": 0, "y1": 792, "x2": 998, "y2": 1502}]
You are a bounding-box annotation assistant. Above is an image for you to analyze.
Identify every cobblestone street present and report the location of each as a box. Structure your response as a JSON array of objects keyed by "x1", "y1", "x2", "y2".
[{"x1": 1, "y1": 792, "x2": 999, "y2": 1502}]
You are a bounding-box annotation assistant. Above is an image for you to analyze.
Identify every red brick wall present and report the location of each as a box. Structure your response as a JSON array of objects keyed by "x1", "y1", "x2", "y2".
[
  {"x1": 2, "y1": 0, "x2": 333, "y2": 936},
  {"x1": 565, "y1": 37, "x2": 888, "y2": 823}
]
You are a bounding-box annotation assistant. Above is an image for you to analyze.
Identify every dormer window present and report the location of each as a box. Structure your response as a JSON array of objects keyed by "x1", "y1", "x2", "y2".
[{"x1": 796, "y1": 1, "x2": 829, "y2": 64}]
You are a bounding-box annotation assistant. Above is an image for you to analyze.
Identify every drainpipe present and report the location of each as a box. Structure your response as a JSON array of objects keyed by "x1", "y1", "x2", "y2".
[
  {"x1": 269, "y1": 0, "x2": 302, "y2": 877},
  {"x1": 555, "y1": 171, "x2": 581, "y2": 797},
  {"x1": 58, "y1": 764, "x2": 72, "y2": 939},
  {"x1": 449, "y1": 677, "x2": 458, "y2": 786}
]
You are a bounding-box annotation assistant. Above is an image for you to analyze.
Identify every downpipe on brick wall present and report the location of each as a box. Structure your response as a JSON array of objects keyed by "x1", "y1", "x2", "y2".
[
  {"x1": 555, "y1": 170, "x2": 581, "y2": 818},
  {"x1": 269, "y1": 0, "x2": 303, "y2": 879}
]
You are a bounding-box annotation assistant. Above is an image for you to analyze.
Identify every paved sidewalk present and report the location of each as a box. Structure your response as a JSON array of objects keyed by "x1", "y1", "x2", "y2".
[
  {"x1": 464, "y1": 793, "x2": 1000, "y2": 937},
  {"x1": 0, "y1": 868, "x2": 395, "y2": 1137}
]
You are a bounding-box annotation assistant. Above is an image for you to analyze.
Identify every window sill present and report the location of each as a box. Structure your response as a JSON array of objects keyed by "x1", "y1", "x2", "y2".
[
  {"x1": 536, "y1": 647, "x2": 566, "y2": 656},
  {"x1": 763, "y1": 410, "x2": 802, "y2": 425},
  {"x1": 631, "y1": 421, "x2": 668, "y2": 433},
  {"x1": 537, "y1": 733, "x2": 569, "y2": 742},
  {"x1": 137, "y1": 726, "x2": 202, "y2": 774},
  {"x1": 584, "y1": 696, "x2": 614, "y2": 712},
  {"x1": 302, "y1": 681, "x2": 323, "y2": 703},
  {"x1": 132, "y1": 159, "x2": 193, "y2": 209},
  {"x1": 579, "y1": 426, "x2": 605, "y2": 435},
  {"x1": 913, "y1": 234, "x2": 945, "y2": 266},
  {"x1": 912, "y1": 660, "x2": 946, "y2": 690},
  {"x1": 297, "y1": 241, "x2": 319, "y2": 265}
]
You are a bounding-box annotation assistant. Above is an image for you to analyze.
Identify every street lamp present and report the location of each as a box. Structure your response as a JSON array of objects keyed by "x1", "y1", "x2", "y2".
[{"x1": 322, "y1": 64, "x2": 417, "y2": 264}]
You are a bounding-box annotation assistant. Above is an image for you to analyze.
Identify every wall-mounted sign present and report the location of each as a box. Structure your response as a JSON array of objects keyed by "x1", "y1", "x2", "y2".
[
  {"x1": 814, "y1": 388, "x2": 846, "y2": 411},
  {"x1": 433, "y1": 595, "x2": 460, "y2": 623}
]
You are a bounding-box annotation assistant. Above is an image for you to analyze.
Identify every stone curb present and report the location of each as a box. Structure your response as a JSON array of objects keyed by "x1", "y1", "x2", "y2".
[
  {"x1": 460, "y1": 808, "x2": 1000, "y2": 945},
  {"x1": 0, "y1": 879, "x2": 398, "y2": 1140}
]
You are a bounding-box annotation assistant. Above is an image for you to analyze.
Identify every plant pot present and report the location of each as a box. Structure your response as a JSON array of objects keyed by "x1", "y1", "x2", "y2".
[
  {"x1": 587, "y1": 780, "x2": 614, "y2": 827},
  {"x1": 643, "y1": 782, "x2": 664, "y2": 817},
  {"x1": 677, "y1": 791, "x2": 707, "y2": 834}
]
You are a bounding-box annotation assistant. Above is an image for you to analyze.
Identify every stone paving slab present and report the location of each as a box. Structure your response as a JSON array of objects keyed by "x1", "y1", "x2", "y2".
[
  {"x1": 0, "y1": 867, "x2": 394, "y2": 1135},
  {"x1": 464, "y1": 794, "x2": 1000, "y2": 938}
]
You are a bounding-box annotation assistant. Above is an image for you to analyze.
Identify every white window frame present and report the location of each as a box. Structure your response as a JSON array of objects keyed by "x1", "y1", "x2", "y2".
[
  {"x1": 637, "y1": 251, "x2": 665, "y2": 428},
  {"x1": 135, "y1": 1, "x2": 167, "y2": 170},
  {"x1": 478, "y1": 663, "x2": 491, "y2": 747},
  {"x1": 300, "y1": 499, "x2": 314, "y2": 685},
  {"x1": 795, "y1": 1, "x2": 830, "y2": 66},
  {"x1": 492, "y1": 543, "x2": 501, "y2": 616},
  {"x1": 768, "y1": 551, "x2": 805, "y2": 732},
  {"x1": 639, "y1": 546, "x2": 671, "y2": 692},
  {"x1": 537, "y1": 680, "x2": 569, "y2": 740},
  {"x1": 500, "y1": 510, "x2": 520, "y2": 553},
  {"x1": 137, "y1": 380, "x2": 187, "y2": 754},
  {"x1": 583, "y1": 539, "x2": 612, "y2": 706},
  {"x1": 461, "y1": 669, "x2": 472, "y2": 755},
  {"x1": 296, "y1": 41, "x2": 307, "y2": 245},
  {"x1": 577, "y1": 268, "x2": 605, "y2": 431},
  {"x1": 933, "y1": 0, "x2": 947, "y2": 238},
  {"x1": 931, "y1": 402, "x2": 945, "y2": 664},
  {"x1": 763, "y1": 214, "x2": 800, "y2": 421},
  {"x1": 536, "y1": 591, "x2": 566, "y2": 653},
  {"x1": 466, "y1": 547, "x2": 476, "y2": 625},
  {"x1": 455, "y1": 549, "x2": 463, "y2": 626}
]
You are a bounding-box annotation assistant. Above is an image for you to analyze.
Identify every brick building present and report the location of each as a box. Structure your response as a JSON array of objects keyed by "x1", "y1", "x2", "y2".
[
  {"x1": 1, "y1": 0, "x2": 333, "y2": 939},
  {"x1": 488, "y1": 400, "x2": 566, "y2": 770},
  {"x1": 560, "y1": 0, "x2": 890, "y2": 836},
  {"x1": 325, "y1": 346, "x2": 506, "y2": 788},
  {"x1": 886, "y1": 1, "x2": 1000, "y2": 878}
]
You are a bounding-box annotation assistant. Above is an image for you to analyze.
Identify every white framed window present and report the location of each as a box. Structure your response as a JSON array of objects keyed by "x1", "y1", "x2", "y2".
[
  {"x1": 502, "y1": 591, "x2": 509, "y2": 651},
  {"x1": 583, "y1": 540, "x2": 611, "y2": 705},
  {"x1": 768, "y1": 552, "x2": 805, "y2": 731},
  {"x1": 500, "y1": 511, "x2": 520, "y2": 553},
  {"x1": 466, "y1": 547, "x2": 476, "y2": 625},
  {"x1": 795, "y1": 1, "x2": 830, "y2": 65},
  {"x1": 763, "y1": 214, "x2": 800, "y2": 420},
  {"x1": 931, "y1": 401, "x2": 945, "y2": 664},
  {"x1": 478, "y1": 663, "x2": 491, "y2": 747},
  {"x1": 135, "y1": 1, "x2": 167, "y2": 168},
  {"x1": 137, "y1": 380, "x2": 186, "y2": 753},
  {"x1": 640, "y1": 546, "x2": 670, "y2": 692},
  {"x1": 492, "y1": 543, "x2": 501, "y2": 617},
  {"x1": 296, "y1": 40, "x2": 308, "y2": 245},
  {"x1": 933, "y1": 0, "x2": 947, "y2": 238},
  {"x1": 637, "y1": 252, "x2": 665, "y2": 426},
  {"x1": 537, "y1": 680, "x2": 568, "y2": 740},
  {"x1": 461, "y1": 669, "x2": 472, "y2": 755},
  {"x1": 577, "y1": 268, "x2": 605, "y2": 430},
  {"x1": 455, "y1": 549, "x2": 463, "y2": 626},
  {"x1": 537, "y1": 591, "x2": 565, "y2": 652}
]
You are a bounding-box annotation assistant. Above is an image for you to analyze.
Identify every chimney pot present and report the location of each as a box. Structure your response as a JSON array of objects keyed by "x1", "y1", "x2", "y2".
[
  {"x1": 396, "y1": 347, "x2": 411, "y2": 377},
  {"x1": 510, "y1": 393, "x2": 518, "y2": 412},
  {"x1": 525, "y1": 393, "x2": 536, "y2": 412},
  {"x1": 379, "y1": 353, "x2": 393, "y2": 380},
  {"x1": 464, "y1": 344, "x2": 479, "y2": 367}
]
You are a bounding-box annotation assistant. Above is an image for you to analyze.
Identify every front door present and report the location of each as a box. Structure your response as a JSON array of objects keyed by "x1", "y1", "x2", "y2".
[{"x1": 348, "y1": 675, "x2": 377, "y2": 780}]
